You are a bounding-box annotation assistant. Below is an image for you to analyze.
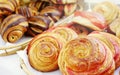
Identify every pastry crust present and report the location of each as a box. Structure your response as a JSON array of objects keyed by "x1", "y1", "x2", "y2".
[
  {"x1": 58, "y1": 36, "x2": 115, "y2": 75},
  {"x1": 27, "y1": 33, "x2": 66, "y2": 72}
]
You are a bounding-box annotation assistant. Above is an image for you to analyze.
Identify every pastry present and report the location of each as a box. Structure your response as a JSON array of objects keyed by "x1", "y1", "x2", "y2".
[
  {"x1": 93, "y1": 1, "x2": 119, "y2": 25},
  {"x1": 0, "y1": 0, "x2": 20, "y2": 16},
  {"x1": 47, "y1": 25, "x2": 78, "y2": 41},
  {"x1": 39, "y1": 6, "x2": 63, "y2": 26},
  {"x1": 16, "y1": 6, "x2": 38, "y2": 18},
  {"x1": 89, "y1": 31, "x2": 120, "y2": 68},
  {"x1": 50, "y1": 0, "x2": 77, "y2": 4},
  {"x1": 67, "y1": 22, "x2": 89, "y2": 35},
  {"x1": 27, "y1": 15, "x2": 50, "y2": 36},
  {"x1": 54, "y1": 3, "x2": 77, "y2": 16},
  {"x1": 27, "y1": 33, "x2": 66, "y2": 72},
  {"x1": 58, "y1": 36, "x2": 115, "y2": 75},
  {"x1": 29, "y1": 1, "x2": 51, "y2": 12},
  {"x1": 72, "y1": 11, "x2": 107, "y2": 31},
  {"x1": 0, "y1": 14, "x2": 28, "y2": 43}
]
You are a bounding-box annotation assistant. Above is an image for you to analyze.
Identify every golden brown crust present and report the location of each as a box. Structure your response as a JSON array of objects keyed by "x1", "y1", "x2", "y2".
[
  {"x1": 27, "y1": 33, "x2": 66, "y2": 72},
  {"x1": 58, "y1": 37, "x2": 115, "y2": 75},
  {"x1": 0, "y1": 14, "x2": 28, "y2": 43},
  {"x1": 51, "y1": 0, "x2": 77, "y2": 4}
]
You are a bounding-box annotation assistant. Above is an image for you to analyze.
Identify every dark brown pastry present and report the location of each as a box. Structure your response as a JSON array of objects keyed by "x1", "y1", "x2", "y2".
[
  {"x1": 39, "y1": 6, "x2": 63, "y2": 25},
  {"x1": 29, "y1": 1, "x2": 51, "y2": 12},
  {"x1": 27, "y1": 15, "x2": 50, "y2": 36},
  {"x1": 16, "y1": 6, "x2": 38, "y2": 18},
  {"x1": 0, "y1": 14, "x2": 28, "y2": 43},
  {"x1": 0, "y1": 0, "x2": 20, "y2": 16}
]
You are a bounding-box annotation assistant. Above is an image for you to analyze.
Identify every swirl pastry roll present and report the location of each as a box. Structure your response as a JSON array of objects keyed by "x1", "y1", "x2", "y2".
[
  {"x1": 0, "y1": 14, "x2": 28, "y2": 43},
  {"x1": 50, "y1": 0, "x2": 77, "y2": 4},
  {"x1": 27, "y1": 33, "x2": 66, "y2": 72},
  {"x1": 16, "y1": 6, "x2": 38, "y2": 18},
  {"x1": 27, "y1": 15, "x2": 51, "y2": 36},
  {"x1": 89, "y1": 31, "x2": 120, "y2": 68},
  {"x1": 39, "y1": 6, "x2": 63, "y2": 26},
  {"x1": 58, "y1": 37, "x2": 115, "y2": 75},
  {"x1": 29, "y1": 1, "x2": 51, "y2": 12},
  {"x1": 47, "y1": 26, "x2": 78, "y2": 41},
  {"x1": 93, "y1": 1, "x2": 119, "y2": 25},
  {"x1": 72, "y1": 11, "x2": 107, "y2": 31}
]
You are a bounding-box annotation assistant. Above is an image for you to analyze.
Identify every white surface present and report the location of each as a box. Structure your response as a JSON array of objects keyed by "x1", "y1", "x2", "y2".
[{"x1": 0, "y1": 54, "x2": 26, "y2": 75}]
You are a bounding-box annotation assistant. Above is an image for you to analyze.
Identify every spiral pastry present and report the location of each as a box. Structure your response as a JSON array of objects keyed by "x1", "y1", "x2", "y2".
[
  {"x1": 72, "y1": 11, "x2": 107, "y2": 31},
  {"x1": 47, "y1": 26, "x2": 78, "y2": 41},
  {"x1": 50, "y1": 0, "x2": 77, "y2": 4},
  {"x1": 58, "y1": 37, "x2": 115, "y2": 75},
  {"x1": 109, "y1": 18, "x2": 120, "y2": 39},
  {"x1": 67, "y1": 23, "x2": 89, "y2": 35},
  {"x1": 39, "y1": 6, "x2": 63, "y2": 25},
  {"x1": 27, "y1": 15, "x2": 51, "y2": 36},
  {"x1": 16, "y1": 6, "x2": 38, "y2": 18},
  {"x1": 27, "y1": 33, "x2": 66, "y2": 72},
  {"x1": 89, "y1": 31, "x2": 120, "y2": 68},
  {"x1": 0, "y1": 14, "x2": 28, "y2": 43},
  {"x1": 29, "y1": 1, "x2": 51, "y2": 12},
  {"x1": 93, "y1": 1, "x2": 119, "y2": 25}
]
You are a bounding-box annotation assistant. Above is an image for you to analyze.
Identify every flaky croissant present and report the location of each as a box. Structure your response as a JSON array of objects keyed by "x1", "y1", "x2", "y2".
[
  {"x1": 0, "y1": 14, "x2": 28, "y2": 43},
  {"x1": 58, "y1": 36, "x2": 115, "y2": 75},
  {"x1": 27, "y1": 33, "x2": 66, "y2": 72}
]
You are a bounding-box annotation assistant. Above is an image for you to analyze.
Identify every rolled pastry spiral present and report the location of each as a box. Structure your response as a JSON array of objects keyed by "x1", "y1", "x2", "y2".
[
  {"x1": 27, "y1": 33, "x2": 66, "y2": 72},
  {"x1": 0, "y1": 14, "x2": 28, "y2": 43},
  {"x1": 58, "y1": 37, "x2": 115, "y2": 75},
  {"x1": 89, "y1": 31, "x2": 120, "y2": 68},
  {"x1": 47, "y1": 25, "x2": 78, "y2": 41},
  {"x1": 27, "y1": 15, "x2": 50, "y2": 36},
  {"x1": 93, "y1": 1, "x2": 119, "y2": 25},
  {"x1": 50, "y1": 0, "x2": 77, "y2": 4},
  {"x1": 72, "y1": 11, "x2": 107, "y2": 31}
]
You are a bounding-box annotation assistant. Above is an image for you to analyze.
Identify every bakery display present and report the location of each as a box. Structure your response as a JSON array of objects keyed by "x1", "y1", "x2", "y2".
[{"x1": 0, "y1": 0, "x2": 120, "y2": 75}]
